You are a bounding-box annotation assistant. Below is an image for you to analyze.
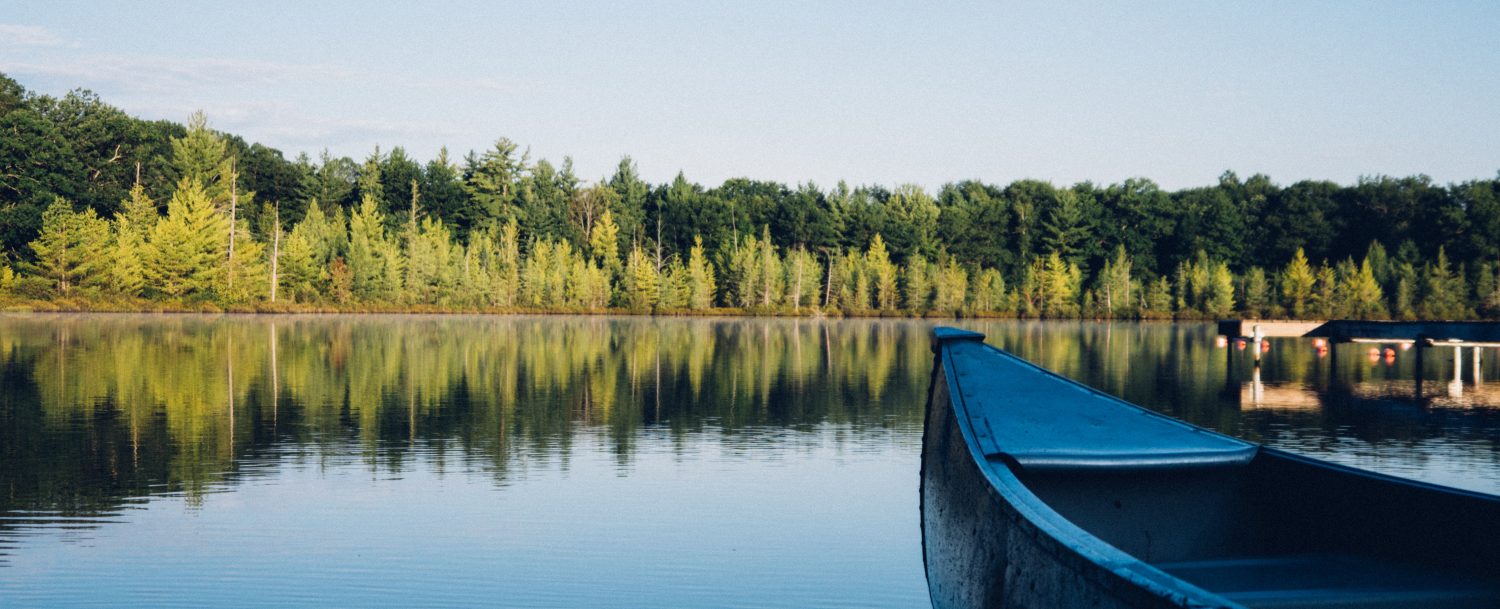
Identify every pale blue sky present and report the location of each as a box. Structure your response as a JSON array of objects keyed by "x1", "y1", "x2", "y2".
[{"x1": 2, "y1": 1, "x2": 1496, "y2": 189}]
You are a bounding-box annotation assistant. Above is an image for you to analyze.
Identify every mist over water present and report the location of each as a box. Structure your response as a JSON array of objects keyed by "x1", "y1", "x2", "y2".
[{"x1": 1, "y1": 315, "x2": 1496, "y2": 608}]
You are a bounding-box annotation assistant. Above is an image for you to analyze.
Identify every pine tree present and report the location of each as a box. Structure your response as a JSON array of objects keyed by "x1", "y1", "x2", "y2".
[
  {"x1": 1422, "y1": 247, "x2": 1468, "y2": 319},
  {"x1": 933, "y1": 257, "x2": 969, "y2": 314},
  {"x1": 866, "y1": 234, "x2": 899, "y2": 311},
  {"x1": 685, "y1": 236, "x2": 716, "y2": 310},
  {"x1": 1480, "y1": 263, "x2": 1500, "y2": 318},
  {"x1": 25, "y1": 197, "x2": 111, "y2": 294},
  {"x1": 1242, "y1": 267, "x2": 1270, "y2": 318},
  {"x1": 783, "y1": 247, "x2": 820, "y2": 310},
  {"x1": 754, "y1": 227, "x2": 783, "y2": 308},
  {"x1": 1096, "y1": 245, "x2": 1133, "y2": 318},
  {"x1": 657, "y1": 259, "x2": 690, "y2": 310},
  {"x1": 1205, "y1": 261, "x2": 1235, "y2": 317},
  {"x1": 971, "y1": 268, "x2": 1007, "y2": 314},
  {"x1": 170, "y1": 111, "x2": 233, "y2": 200},
  {"x1": 1281, "y1": 248, "x2": 1316, "y2": 318},
  {"x1": 144, "y1": 179, "x2": 227, "y2": 299},
  {"x1": 347, "y1": 194, "x2": 392, "y2": 301},
  {"x1": 296, "y1": 199, "x2": 342, "y2": 265},
  {"x1": 406, "y1": 217, "x2": 456, "y2": 304},
  {"x1": 116, "y1": 179, "x2": 158, "y2": 297},
  {"x1": 1310, "y1": 264, "x2": 1337, "y2": 319},
  {"x1": 1345, "y1": 258, "x2": 1387, "y2": 319},
  {"x1": 1144, "y1": 276, "x2": 1174, "y2": 319},
  {"x1": 519, "y1": 239, "x2": 551, "y2": 307},
  {"x1": 566, "y1": 256, "x2": 611, "y2": 310},
  {"x1": 904, "y1": 253, "x2": 933, "y2": 312},
  {"x1": 109, "y1": 219, "x2": 146, "y2": 297},
  {"x1": 492, "y1": 218, "x2": 521, "y2": 307},
  {"x1": 1039, "y1": 251, "x2": 1081, "y2": 317},
  {"x1": 1393, "y1": 262, "x2": 1418, "y2": 320},
  {"x1": 277, "y1": 229, "x2": 320, "y2": 303},
  {"x1": 623, "y1": 244, "x2": 659, "y2": 310},
  {"x1": 118, "y1": 184, "x2": 158, "y2": 242},
  {"x1": 589, "y1": 208, "x2": 622, "y2": 274},
  {"x1": 217, "y1": 217, "x2": 268, "y2": 304},
  {"x1": 1040, "y1": 190, "x2": 1087, "y2": 261}
]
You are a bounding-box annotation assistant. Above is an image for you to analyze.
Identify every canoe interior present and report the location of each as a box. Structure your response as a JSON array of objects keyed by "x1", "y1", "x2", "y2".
[
  {"x1": 1018, "y1": 454, "x2": 1500, "y2": 608},
  {"x1": 922, "y1": 328, "x2": 1500, "y2": 609}
]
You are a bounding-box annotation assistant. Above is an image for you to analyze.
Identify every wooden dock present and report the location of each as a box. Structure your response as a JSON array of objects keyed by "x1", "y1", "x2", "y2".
[{"x1": 1218, "y1": 320, "x2": 1500, "y2": 346}]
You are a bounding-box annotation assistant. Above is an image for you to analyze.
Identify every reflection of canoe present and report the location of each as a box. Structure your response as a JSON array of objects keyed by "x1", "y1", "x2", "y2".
[{"x1": 921, "y1": 328, "x2": 1500, "y2": 609}]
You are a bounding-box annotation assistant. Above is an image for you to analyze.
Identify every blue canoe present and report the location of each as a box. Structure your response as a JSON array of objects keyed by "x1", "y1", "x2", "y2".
[{"x1": 921, "y1": 327, "x2": 1500, "y2": 609}]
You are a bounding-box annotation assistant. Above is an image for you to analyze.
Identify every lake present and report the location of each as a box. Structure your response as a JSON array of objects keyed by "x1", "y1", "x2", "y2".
[{"x1": 2, "y1": 315, "x2": 1498, "y2": 608}]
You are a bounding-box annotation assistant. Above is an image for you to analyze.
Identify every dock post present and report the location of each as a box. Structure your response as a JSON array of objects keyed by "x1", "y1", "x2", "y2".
[
  {"x1": 1476, "y1": 347, "x2": 1484, "y2": 385},
  {"x1": 1252, "y1": 326, "x2": 1264, "y2": 363},
  {"x1": 1450, "y1": 345, "x2": 1464, "y2": 397},
  {"x1": 1414, "y1": 336, "x2": 1425, "y2": 398}
]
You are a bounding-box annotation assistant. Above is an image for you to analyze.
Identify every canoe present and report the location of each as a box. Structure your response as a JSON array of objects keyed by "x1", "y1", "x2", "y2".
[{"x1": 921, "y1": 327, "x2": 1500, "y2": 609}]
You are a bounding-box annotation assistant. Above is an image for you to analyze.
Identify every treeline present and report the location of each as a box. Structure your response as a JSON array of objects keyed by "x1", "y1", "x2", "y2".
[{"x1": 4, "y1": 73, "x2": 1500, "y2": 318}]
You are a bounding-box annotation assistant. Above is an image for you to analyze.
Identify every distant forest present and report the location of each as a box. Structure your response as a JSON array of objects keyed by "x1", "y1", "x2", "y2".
[{"x1": 2, "y1": 73, "x2": 1498, "y2": 319}]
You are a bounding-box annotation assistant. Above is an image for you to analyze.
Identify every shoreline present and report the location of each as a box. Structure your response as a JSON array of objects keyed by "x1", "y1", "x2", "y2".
[{"x1": 0, "y1": 297, "x2": 1235, "y2": 321}]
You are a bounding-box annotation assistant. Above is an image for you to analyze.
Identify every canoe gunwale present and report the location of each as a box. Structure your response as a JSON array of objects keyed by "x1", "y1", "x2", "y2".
[{"x1": 926, "y1": 328, "x2": 1241, "y2": 608}]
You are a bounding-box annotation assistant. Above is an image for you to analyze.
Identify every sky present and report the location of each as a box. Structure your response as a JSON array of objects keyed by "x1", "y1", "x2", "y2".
[{"x1": 1, "y1": 1, "x2": 1497, "y2": 190}]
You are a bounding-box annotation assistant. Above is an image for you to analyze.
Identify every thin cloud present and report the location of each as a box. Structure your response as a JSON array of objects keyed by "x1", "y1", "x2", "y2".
[
  {"x1": 127, "y1": 99, "x2": 467, "y2": 154},
  {"x1": 0, "y1": 53, "x2": 516, "y2": 97},
  {"x1": 0, "y1": 24, "x2": 65, "y2": 47},
  {"x1": 0, "y1": 55, "x2": 361, "y2": 95}
]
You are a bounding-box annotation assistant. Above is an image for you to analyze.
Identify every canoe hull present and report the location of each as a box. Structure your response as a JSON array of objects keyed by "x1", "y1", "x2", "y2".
[
  {"x1": 921, "y1": 329, "x2": 1500, "y2": 609},
  {"x1": 920, "y1": 355, "x2": 1219, "y2": 609}
]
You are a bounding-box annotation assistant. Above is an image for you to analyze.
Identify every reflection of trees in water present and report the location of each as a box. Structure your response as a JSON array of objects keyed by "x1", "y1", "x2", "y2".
[{"x1": 0, "y1": 314, "x2": 930, "y2": 547}]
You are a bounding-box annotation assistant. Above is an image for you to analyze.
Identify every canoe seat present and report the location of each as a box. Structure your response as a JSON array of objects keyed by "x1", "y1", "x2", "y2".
[
  {"x1": 1156, "y1": 554, "x2": 1500, "y2": 609},
  {"x1": 945, "y1": 340, "x2": 1258, "y2": 471}
]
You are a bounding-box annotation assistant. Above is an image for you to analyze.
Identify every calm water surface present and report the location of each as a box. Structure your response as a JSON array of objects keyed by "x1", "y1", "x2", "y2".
[{"x1": 2, "y1": 315, "x2": 1498, "y2": 608}]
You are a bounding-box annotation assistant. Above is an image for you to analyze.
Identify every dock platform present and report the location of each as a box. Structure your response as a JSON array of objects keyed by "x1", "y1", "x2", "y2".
[{"x1": 1218, "y1": 320, "x2": 1500, "y2": 346}]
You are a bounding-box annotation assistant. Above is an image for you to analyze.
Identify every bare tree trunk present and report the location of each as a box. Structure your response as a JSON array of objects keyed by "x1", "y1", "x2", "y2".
[
  {"x1": 793, "y1": 259, "x2": 802, "y2": 309},
  {"x1": 269, "y1": 205, "x2": 280, "y2": 303},
  {"x1": 823, "y1": 252, "x2": 833, "y2": 308},
  {"x1": 227, "y1": 162, "x2": 237, "y2": 290}
]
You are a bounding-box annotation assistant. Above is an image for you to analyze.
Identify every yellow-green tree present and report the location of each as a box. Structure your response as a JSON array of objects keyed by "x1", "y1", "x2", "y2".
[
  {"x1": 932, "y1": 257, "x2": 968, "y2": 314},
  {"x1": 277, "y1": 229, "x2": 320, "y2": 302},
  {"x1": 903, "y1": 254, "x2": 933, "y2": 311},
  {"x1": 623, "y1": 244, "x2": 659, "y2": 310},
  {"x1": 685, "y1": 236, "x2": 716, "y2": 309},
  {"x1": 218, "y1": 217, "x2": 267, "y2": 304},
  {"x1": 1344, "y1": 258, "x2": 1386, "y2": 319},
  {"x1": 1095, "y1": 245, "x2": 1133, "y2": 318},
  {"x1": 347, "y1": 194, "x2": 395, "y2": 301},
  {"x1": 1205, "y1": 260, "x2": 1235, "y2": 317},
  {"x1": 589, "y1": 208, "x2": 622, "y2": 275},
  {"x1": 783, "y1": 246, "x2": 820, "y2": 310},
  {"x1": 25, "y1": 197, "x2": 111, "y2": 294},
  {"x1": 866, "y1": 234, "x2": 899, "y2": 311},
  {"x1": 971, "y1": 268, "x2": 1007, "y2": 313},
  {"x1": 144, "y1": 179, "x2": 227, "y2": 299},
  {"x1": 1280, "y1": 248, "x2": 1315, "y2": 318}
]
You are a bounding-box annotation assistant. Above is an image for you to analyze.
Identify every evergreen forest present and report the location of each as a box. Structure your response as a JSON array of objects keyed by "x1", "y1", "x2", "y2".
[{"x1": 4, "y1": 74, "x2": 1499, "y2": 319}]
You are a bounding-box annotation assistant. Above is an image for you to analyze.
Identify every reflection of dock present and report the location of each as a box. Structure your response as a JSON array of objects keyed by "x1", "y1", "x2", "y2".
[
  {"x1": 1239, "y1": 382, "x2": 1323, "y2": 410},
  {"x1": 1239, "y1": 373, "x2": 1500, "y2": 411}
]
